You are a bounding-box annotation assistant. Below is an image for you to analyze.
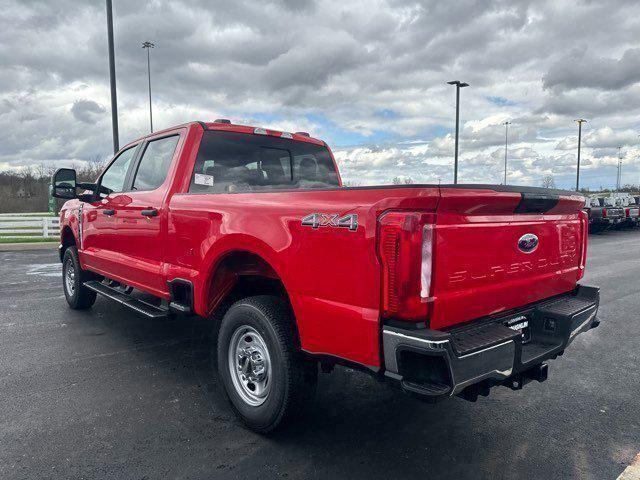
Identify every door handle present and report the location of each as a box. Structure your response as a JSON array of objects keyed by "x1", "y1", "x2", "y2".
[
  {"x1": 141, "y1": 209, "x2": 158, "y2": 217},
  {"x1": 103, "y1": 209, "x2": 115, "y2": 216}
]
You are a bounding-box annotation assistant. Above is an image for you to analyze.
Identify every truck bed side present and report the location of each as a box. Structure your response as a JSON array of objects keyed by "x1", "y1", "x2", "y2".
[{"x1": 167, "y1": 186, "x2": 439, "y2": 369}]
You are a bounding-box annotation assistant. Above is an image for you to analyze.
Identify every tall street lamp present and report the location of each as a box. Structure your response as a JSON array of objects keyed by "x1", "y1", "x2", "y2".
[
  {"x1": 447, "y1": 80, "x2": 469, "y2": 184},
  {"x1": 106, "y1": 0, "x2": 119, "y2": 154},
  {"x1": 575, "y1": 119, "x2": 587, "y2": 191},
  {"x1": 142, "y1": 41, "x2": 155, "y2": 133},
  {"x1": 503, "y1": 121, "x2": 511, "y2": 185},
  {"x1": 637, "y1": 134, "x2": 640, "y2": 189},
  {"x1": 617, "y1": 146, "x2": 623, "y2": 191}
]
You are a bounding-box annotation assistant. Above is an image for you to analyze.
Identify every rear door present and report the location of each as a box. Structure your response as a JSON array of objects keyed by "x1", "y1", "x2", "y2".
[{"x1": 111, "y1": 132, "x2": 182, "y2": 296}]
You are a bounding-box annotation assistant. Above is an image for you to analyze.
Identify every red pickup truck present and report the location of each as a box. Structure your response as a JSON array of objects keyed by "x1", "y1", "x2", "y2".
[{"x1": 52, "y1": 120, "x2": 600, "y2": 432}]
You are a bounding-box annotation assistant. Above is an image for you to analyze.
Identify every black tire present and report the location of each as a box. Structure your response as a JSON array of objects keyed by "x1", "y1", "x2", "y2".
[
  {"x1": 217, "y1": 295, "x2": 317, "y2": 433},
  {"x1": 62, "y1": 246, "x2": 97, "y2": 310}
]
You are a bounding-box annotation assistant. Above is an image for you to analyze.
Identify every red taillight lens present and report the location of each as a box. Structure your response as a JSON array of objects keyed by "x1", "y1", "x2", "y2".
[
  {"x1": 626, "y1": 208, "x2": 631, "y2": 217},
  {"x1": 578, "y1": 210, "x2": 588, "y2": 280},
  {"x1": 602, "y1": 208, "x2": 607, "y2": 218},
  {"x1": 377, "y1": 212, "x2": 435, "y2": 322}
]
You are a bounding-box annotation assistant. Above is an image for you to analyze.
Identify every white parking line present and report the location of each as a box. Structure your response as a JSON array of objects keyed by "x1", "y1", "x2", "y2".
[{"x1": 618, "y1": 453, "x2": 640, "y2": 480}]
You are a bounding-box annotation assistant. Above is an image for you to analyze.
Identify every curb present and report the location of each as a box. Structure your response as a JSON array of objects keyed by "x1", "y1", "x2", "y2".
[
  {"x1": 0, "y1": 242, "x2": 59, "y2": 252},
  {"x1": 618, "y1": 453, "x2": 640, "y2": 480}
]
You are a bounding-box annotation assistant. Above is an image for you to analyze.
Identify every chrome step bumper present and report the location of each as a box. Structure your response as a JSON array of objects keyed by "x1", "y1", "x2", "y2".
[{"x1": 383, "y1": 285, "x2": 600, "y2": 399}]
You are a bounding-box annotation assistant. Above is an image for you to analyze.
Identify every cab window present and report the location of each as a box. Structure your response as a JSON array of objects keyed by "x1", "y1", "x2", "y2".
[
  {"x1": 100, "y1": 145, "x2": 138, "y2": 194},
  {"x1": 132, "y1": 135, "x2": 180, "y2": 191},
  {"x1": 189, "y1": 131, "x2": 339, "y2": 193}
]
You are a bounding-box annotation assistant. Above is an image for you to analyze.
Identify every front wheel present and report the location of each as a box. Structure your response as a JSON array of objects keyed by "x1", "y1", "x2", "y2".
[
  {"x1": 62, "y1": 246, "x2": 97, "y2": 310},
  {"x1": 217, "y1": 295, "x2": 317, "y2": 433}
]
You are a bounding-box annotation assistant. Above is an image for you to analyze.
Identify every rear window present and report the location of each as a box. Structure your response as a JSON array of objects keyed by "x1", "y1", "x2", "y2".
[{"x1": 189, "y1": 131, "x2": 339, "y2": 193}]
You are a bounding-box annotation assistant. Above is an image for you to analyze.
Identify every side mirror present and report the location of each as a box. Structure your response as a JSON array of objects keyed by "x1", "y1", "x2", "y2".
[{"x1": 51, "y1": 168, "x2": 78, "y2": 199}]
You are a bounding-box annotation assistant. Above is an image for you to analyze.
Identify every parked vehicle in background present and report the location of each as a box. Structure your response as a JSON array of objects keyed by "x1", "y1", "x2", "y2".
[
  {"x1": 51, "y1": 120, "x2": 600, "y2": 432},
  {"x1": 604, "y1": 196, "x2": 632, "y2": 230},
  {"x1": 586, "y1": 196, "x2": 624, "y2": 233},
  {"x1": 610, "y1": 192, "x2": 640, "y2": 228},
  {"x1": 617, "y1": 195, "x2": 640, "y2": 228}
]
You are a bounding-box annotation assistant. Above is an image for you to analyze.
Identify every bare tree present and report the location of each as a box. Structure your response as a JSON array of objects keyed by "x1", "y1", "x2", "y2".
[
  {"x1": 392, "y1": 176, "x2": 415, "y2": 185},
  {"x1": 541, "y1": 175, "x2": 556, "y2": 189},
  {"x1": 0, "y1": 153, "x2": 108, "y2": 213},
  {"x1": 342, "y1": 180, "x2": 362, "y2": 187}
]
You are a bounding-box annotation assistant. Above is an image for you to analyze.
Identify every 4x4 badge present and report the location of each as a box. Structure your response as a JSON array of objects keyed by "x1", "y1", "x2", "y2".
[{"x1": 301, "y1": 213, "x2": 358, "y2": 231}]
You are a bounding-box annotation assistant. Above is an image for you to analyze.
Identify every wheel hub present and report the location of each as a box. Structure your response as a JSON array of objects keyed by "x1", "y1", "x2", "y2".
[
  {"x1": 228, "y1": 326, "x2": 272, "y2": 406},
  {"x1": 64, "y1": 260, "x2": 75, "y2": 296}
]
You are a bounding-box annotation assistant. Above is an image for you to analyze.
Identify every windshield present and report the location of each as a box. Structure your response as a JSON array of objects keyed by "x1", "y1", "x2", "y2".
[{"x1": 189, "y1": 131, "x2": 340, "y2": 193}]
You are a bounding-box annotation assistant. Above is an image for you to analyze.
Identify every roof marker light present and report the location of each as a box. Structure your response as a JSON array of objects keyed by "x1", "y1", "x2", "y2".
[
  {"x1": 254, "y1": 128, "x2": 267, "y2": 135},
  {"x1": 295, "y1": 131, "x2": 310, "y2": 137},
  {"x1": 214, "y1": 118, "x2": 231, "y2": 124},
  {"x1": 281, "y1": 132, "x2": 293, "y2": 139}
]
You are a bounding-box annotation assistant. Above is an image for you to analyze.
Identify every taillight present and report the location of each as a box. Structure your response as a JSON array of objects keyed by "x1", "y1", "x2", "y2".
[
  {"x1": 626, "y1": 208, "x2": 631, "y2": 218},
  {"x1": 602, "y1": 208, "x2": 607, "y2": 218},
  {"x1": 578, "y1": 210, "x2": 588, "y2": 280},
  {"x1": 377, "y1": 212, "x2": 435, "y2": 322}
]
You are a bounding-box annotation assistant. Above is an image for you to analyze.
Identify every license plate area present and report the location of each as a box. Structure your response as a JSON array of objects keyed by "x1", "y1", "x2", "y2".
[{"x1": 504, "y1": 315, "x2": 532, "y2": 344}]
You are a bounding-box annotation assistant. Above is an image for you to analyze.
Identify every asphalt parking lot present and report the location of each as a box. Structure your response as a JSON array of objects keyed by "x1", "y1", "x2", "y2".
[{"x1": 1, "y1": 231, "x2": 639, "y2": 480}]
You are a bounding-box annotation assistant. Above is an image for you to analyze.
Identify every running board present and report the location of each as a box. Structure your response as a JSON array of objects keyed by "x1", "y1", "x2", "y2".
[{"x1": 83, "y1": 281, "x2": 170, "y2": 319}]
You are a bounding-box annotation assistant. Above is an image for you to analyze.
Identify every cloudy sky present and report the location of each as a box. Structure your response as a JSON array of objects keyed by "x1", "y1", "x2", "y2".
[{"x1": 1, "y1": 0, "x2": 639, "y2": 189}]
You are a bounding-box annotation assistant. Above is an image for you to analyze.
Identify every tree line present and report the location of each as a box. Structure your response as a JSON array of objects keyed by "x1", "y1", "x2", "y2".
[{"x1": 0, "y1": 162, "x2": 104, "y2": 213}]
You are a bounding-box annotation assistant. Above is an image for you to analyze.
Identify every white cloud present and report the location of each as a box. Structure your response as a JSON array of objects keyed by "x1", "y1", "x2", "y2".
[{"x1": 0, "y1": 0, "x2": 639, "y2": 190}]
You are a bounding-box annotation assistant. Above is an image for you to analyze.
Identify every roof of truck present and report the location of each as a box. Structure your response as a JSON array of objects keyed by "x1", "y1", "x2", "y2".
[
  {"x1": 201, "y1": 120, "x2": 326, "y2": 146},
  {"x1": 127, "y1": 120, "x2": 326, "y2": 149}
]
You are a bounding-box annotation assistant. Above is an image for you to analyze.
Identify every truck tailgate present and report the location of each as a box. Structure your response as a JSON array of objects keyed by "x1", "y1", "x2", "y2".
[{"x1": 430, "y1": 187, "x2": 587, "y2": 330}]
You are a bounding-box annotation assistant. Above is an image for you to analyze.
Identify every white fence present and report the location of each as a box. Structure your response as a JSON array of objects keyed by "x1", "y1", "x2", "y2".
[{"x1": 0, "y1": 214, "x2": 60, "y2": 239}]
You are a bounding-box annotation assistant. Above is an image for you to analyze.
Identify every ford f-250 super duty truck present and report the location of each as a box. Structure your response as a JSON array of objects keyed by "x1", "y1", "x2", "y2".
[{"x1": 52, "y1": 120, "x2": 600, "y2": 432}]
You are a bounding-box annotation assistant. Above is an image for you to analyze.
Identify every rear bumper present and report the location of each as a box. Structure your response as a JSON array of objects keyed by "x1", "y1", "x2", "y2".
[
  {"x1": 591, "y1": 217, "x2": 622, "y2": 226},
  {"x1": 382, "y1": 285, "x2": 600, "y2": 401},
  {"x1": 621, "y1": 216, "x2": 640, "y2": 226}
]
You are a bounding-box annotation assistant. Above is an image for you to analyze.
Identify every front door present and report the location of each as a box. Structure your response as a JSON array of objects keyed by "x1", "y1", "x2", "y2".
[
  {"x1": 111, "y1": 133, "x2": 182, "y2": 296},
  {"x1": 81, "y1": 144, "x2": 139, "y2": 277}
]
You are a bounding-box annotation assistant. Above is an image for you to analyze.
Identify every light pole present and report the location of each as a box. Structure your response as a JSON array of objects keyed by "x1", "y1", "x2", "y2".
[
  {"x1": 447, "y1": 80, "x2": 469, "y2": 184},
  {"x1": 617, "y1": 146, "x2": 623, "y2": 191},
  {"x1": 142, "y1": 41, "x2": 155, "y2": 133},
  {"x1": 503, "y1": 121, "x2": 511, "y2": 185},
  {"x1": 575, "y1": 119, "x2": 587, "y2": 191},
  {"x1": 106, "y1": 0, "x2": 119, "y2": 154}
]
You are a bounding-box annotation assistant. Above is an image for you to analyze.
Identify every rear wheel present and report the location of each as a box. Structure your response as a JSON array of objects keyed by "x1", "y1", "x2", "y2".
[
  {"x1": 62, "y1": 246, "x2": 97, "y2": 310},
  {"x1": 217, "y1": 295, "x2": 317, "y2": 433}
]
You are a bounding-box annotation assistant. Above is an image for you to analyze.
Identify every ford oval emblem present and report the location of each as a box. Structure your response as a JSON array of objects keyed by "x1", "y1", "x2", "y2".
[{"x1": 518, "y1": 233, "x2": 539, "y2": 253}]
